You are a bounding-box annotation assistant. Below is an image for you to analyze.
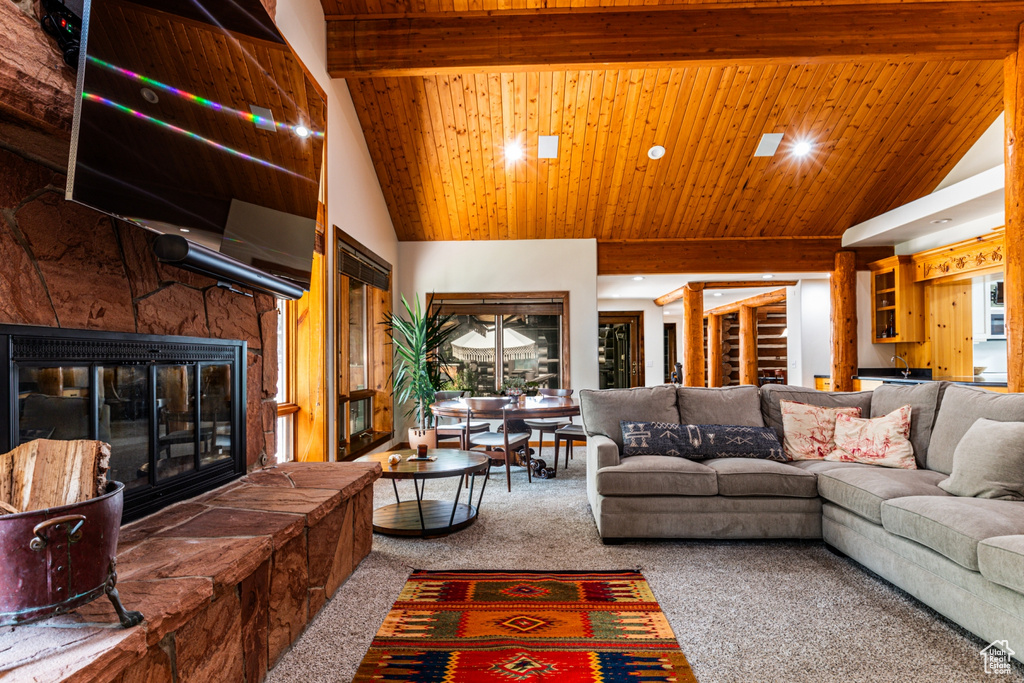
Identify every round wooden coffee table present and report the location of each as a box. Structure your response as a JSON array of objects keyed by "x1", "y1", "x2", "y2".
[{"x1": 354, "y1": 449, "x2": 490, "y2": 538}]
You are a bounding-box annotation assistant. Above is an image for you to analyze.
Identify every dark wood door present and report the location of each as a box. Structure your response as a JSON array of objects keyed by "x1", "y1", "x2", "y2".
[{"x1": 599, "y1": 312, "x2": 645, "y2": 388}]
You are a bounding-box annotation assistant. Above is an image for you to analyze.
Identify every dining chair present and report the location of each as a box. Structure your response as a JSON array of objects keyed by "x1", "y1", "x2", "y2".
[
  {"x1": 553, "y1": 423, "x2": 587, "y2": 474},
  {"x1": 522, "y1": 388, "x2": 573, "y2": 462},
  {"x1": 434, "y1": 390, "x2": 490, "y2": 448},
  {"x1": 464, "y1": 397, "x2": 532, "y2": 492}
]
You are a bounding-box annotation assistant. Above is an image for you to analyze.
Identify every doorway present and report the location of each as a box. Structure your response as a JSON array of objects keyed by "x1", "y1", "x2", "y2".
[
  {"x1": 599, "y1": 312, "x2": 645, "y2": 388},
  {"x1": 664, "y1": 323, "x2": 677, "y2": 382}
]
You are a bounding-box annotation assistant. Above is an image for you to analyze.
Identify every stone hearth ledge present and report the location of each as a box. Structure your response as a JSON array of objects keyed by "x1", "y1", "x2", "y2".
[{"x1": 0, "y1": 461, "x2": 381, "y2": 683}]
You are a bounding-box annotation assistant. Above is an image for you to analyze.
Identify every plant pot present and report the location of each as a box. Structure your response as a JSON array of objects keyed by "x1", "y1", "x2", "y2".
[{"x1": 408, "y1": 428, "x2": 437, "y2": 450}]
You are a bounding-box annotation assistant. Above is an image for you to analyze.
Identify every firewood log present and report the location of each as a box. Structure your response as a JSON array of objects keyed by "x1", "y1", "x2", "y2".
[{"x1": 0, "y1": 440, "x2": 110, "y2": 514}]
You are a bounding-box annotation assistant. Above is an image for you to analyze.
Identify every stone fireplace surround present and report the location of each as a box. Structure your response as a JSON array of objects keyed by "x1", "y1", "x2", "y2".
[{"x1": 0, "y1": 146, "x2": 278, "y2": 472}]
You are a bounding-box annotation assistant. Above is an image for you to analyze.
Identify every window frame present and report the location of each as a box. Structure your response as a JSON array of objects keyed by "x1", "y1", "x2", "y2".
[
  {"x1": 276, "y1": 298, "x2": 298, "y2": 462},
  {"x1": 429, "y1": 291, "x2": 571, "y2": 392}
]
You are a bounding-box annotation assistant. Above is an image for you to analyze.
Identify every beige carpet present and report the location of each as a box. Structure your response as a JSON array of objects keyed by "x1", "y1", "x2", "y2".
[{"x1": 267, "y1": 449, "x2": 1024, "y2": 682}]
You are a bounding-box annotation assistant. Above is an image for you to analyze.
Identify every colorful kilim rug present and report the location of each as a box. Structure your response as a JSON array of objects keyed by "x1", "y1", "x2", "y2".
[{"x1": 353, "y1": 569, "x2": 697, "y2": 682}]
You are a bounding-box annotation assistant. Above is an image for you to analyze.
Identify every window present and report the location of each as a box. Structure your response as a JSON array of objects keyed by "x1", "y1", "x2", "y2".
[
  {"x1": 276, "y1": 298, "x2": 298, "y2": 463},
  {"x1": 336, "y1": 227, "x2": 393, "y2": 459},
  {"x1": 430, "y1": 293, "x2": 569, "y2": 394}
]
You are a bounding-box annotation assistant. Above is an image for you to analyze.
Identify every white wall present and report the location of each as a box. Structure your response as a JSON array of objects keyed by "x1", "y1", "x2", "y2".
[
  {"x1": 276, "y1": 0, "x2": 400, "y2": 452},
  {"x1": 397, "y1": 238, "x2": 599, "y2": 392},
  {"x1": 857, "y1": 270, "x2": 896, "y2": 371},
  {"x1": 787, "y1": 280, "x2": 832, "y2": 387},
  {"x1": 597, "y1": 298, "x2": 665, "y2": 386}
]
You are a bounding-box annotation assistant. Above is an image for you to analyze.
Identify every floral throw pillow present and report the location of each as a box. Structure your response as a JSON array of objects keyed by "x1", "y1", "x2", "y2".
[
  {"x1": 780, "y1": 400, "x2": 862, "y2": 461},
  {"x1": 826, "y1": 404, "x2": 916, "y2": 469}
]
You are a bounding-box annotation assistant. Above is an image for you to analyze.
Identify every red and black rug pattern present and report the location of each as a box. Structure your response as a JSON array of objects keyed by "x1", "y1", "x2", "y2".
[{"x1": 353, "y1": 569, "x2": 697, "y2": 682}]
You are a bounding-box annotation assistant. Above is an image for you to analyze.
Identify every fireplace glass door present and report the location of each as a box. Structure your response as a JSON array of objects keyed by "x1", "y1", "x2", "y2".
[{"x1": 3, "y1": 326, "x2": 246, "y2": 522}]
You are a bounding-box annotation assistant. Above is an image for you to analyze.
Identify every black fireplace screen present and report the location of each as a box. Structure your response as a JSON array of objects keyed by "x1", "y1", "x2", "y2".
[{"x1": 1, "y1": 325, "x2": 246, "y2": 522}]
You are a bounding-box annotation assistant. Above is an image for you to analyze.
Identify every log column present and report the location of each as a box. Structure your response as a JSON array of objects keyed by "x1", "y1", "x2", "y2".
[
  {"x1": 707, "y1": 313, "x2": 723, "y2": 387},
  {"x1": 682, "y1": 283, "x2": 706, "y2": 386},
  {"x1": 739, "y1": 305, "x2": 757, "y2": 385},
  {"x1": 1006, "y1": 29, "x2": 1024, "y2": 392},
  {"x1": 831, "y1": 250, "x2": 858, "y2": 392}
]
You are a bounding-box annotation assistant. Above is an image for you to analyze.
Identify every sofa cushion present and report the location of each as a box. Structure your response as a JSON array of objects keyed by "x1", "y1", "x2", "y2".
[
  {"x1": 594, "y1": 455, "x2": 718, "y2": 497},
  {"x1": 676, "y1": 385, "x2": 764, "y2": 427},
  {"x1": 780, "y1": 400, "x2": 862, "y2": 460},
  {"x1": 927, "y1": 385, "x2": 1024, "y2": 475},
  {"x1": 760, "y1": 384, "x2": 873, "y2": 441},
  {"x1": 580, "y1": 386, "x2": 679, "y2": 451},
  {"x1": 938, "y1": 419, "x2": 1024, "y2": 501},
  {"x1": 786, "y1": 460, "x2": 873, "y2": 474},
  {"x1": 881, "y1": 497, "x2": 1024, "y2": 571},
  {"x1": 826, "y1": 405, "x2": 916, "y2": 470},
  {"x1": 978, "y1": 536, "x2": 1024, "y2": 595},
  {"x1": 703, "y1": 459, "x2": 818, "y2": 498},
  {"x1": 870, "y1": 382, "x2": 945, "y2": 468},
  {"x1": 817, "y1": 467, "x2": 949, "y2": 524},
  {"x1": 621, "y1": 422, "x2": 785, "y2": 461}
]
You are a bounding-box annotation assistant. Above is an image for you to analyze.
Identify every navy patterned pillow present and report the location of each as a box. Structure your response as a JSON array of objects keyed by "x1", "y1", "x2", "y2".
[{"x1": 620, "y1": 421, "x2": 787, "y2": 461}]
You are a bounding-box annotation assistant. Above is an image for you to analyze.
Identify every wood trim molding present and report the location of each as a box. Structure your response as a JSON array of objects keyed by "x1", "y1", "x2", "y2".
[
  {"x1": 909, "y1": 229, "x2": 1006, "y2": 283},
  {"x1": 655, "y1": 280, "x2": 798, "y2": 306},
  {"x1": 702, "y1": 288, "x2": 788, "y2": 317},
  {"x1": 326, "y1": 3, "x2": 1024, "y2": 77},
  {"x1": 598, "y1": 239, "x2": 893, "y2": 275}
]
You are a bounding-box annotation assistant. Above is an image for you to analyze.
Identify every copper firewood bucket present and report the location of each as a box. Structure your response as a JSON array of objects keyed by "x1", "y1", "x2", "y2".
[{"x1": 0, "y1": 481, "x2": 142, "y2": 627}]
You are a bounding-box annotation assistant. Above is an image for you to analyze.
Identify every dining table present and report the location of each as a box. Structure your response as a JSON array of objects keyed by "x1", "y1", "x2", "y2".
[{"x1": 430, "y1": 394, "x2": 581, "y2": 467}]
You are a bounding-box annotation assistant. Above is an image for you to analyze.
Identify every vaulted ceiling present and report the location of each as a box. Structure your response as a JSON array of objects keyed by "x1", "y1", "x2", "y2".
[{"x1": 320, "y1": 0, "x2": 1013, "y2": 244}]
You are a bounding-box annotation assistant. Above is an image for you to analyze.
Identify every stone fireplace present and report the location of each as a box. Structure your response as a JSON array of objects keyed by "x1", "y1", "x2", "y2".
[{"x1": 0, "y1": 147, "x2": 278, "y2": 507}]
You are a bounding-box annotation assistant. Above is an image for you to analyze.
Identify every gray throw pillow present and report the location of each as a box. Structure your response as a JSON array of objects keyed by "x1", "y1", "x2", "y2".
[
  {"x1": 621, "y1": 421, "x2": 786, "y2": 461},
  {"x1": 938, "y1": 419, "x2": 1024, "y2": 501}
]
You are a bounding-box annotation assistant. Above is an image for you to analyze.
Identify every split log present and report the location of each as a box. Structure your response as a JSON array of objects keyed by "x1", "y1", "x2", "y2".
[{"x1": 0, "y1": 440, "x2": 110, "y2": 514}]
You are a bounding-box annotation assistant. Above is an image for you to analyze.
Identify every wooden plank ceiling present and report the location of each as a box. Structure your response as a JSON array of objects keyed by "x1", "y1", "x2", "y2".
[{"x1": 322, "y1": 0, "x2": 1007, "y2": 243}]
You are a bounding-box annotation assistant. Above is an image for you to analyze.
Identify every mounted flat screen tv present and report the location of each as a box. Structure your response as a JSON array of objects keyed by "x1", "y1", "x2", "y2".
[{"x1": 68, "y1": 0, "x2": 324, "y2": 293}]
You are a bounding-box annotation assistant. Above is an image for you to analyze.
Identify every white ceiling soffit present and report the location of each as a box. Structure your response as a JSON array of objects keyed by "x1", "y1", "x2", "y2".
[{"x1": 841, "y1": 166, "x2": 1004, "y2": 248}]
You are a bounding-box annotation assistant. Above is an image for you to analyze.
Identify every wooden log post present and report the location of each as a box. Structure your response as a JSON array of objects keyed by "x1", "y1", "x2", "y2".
[
  {"x1": 707, "y1": 313, "x2": 723, "y2": 387},
  {"x1": 1006, "y1": 29, "x2": 1024, "y2": 393},
  {"x1": 831, "y1": 251, "x2": 858, "y2": 392},
  {"x1": 682, "y1": 284, "x2": 706, "y2": 387},
  {"x1": 739, "y1": 305, "x2": 757, "y2": 385}
]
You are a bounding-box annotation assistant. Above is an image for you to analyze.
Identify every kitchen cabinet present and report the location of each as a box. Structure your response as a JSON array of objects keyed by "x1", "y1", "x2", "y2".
[{"x1": 869, "y1": 256, "x2": 925, "y2": 343}]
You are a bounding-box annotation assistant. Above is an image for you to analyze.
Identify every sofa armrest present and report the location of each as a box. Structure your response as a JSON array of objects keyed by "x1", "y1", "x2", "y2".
[{"x1": 587, "y1": 434, "x2": 620, "y2": 471}]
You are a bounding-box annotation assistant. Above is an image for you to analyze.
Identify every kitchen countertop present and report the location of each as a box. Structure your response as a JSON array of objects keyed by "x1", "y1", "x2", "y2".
[{"x1": 814, "y1": 370, "x2": 1008, "y2": 388}]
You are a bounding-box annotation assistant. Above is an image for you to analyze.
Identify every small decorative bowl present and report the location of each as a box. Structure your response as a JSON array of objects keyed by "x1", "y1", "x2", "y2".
[{"x1": 388, "y1": 454, "x2": 402, "y2": 467}]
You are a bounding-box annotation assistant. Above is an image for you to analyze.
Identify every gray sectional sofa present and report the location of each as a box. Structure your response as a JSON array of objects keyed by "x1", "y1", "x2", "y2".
[{"x1": 580, "y1": 382, "x2": 1024, "y2": 661}]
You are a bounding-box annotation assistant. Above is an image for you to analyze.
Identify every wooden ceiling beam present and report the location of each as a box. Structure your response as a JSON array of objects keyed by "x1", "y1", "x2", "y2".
[
  {"x1": 326, "y1": 3, "x2": 1024, "y2": 77},
  {"x1": 598, "y1": 238, "x2": 893, "y2": 275},
  {"x1": 654, "y1": 280, "x2": 798, "y2": 306},
  {"x1": 703, "y1": 288, "x2": 788, "y2": 317}
]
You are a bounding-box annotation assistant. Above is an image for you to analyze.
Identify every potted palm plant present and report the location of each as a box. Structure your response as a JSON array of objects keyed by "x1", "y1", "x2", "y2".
[{"x1": 382, "y1": 294, "x2": 458, "y2": 450}]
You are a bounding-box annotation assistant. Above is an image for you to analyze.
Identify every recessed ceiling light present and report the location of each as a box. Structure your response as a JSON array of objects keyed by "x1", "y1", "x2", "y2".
[
  {"x1": 611, "y1": 294, "x2": 620, "y2": 298},
  {"x1": 754, "y1": 133, "x2": 784, "y2": 157},
  {"x1": 632, "y1": 276, "x2": 645, "y2": 281},
  {"x1": 931, "y1": 218, "x2": 952, "y2": 224},
  {"x1": 506, "y1": 142, "x2": 524, "y2": 162},
  {"x1": 714, "y1": 292, "x2": 723, "y2": 297},
  {"x1": 762, "y1": 274, "x2": 774, "y2": 279},
  {"x1": 140, "y1": 87, "x2": 159, "y2": 104},
  {"x1": 647, "y1": 145, "x2": 666, "y2": 160},
  {"x1": 179, "y1": 228, "x2": 190, "y2": 233},
  {"x1": 792, "y1": 140, "x2": 813, "y2": 157},
  {"x1": 294, "y1": 125, "x2": 311, "y2": 139}
]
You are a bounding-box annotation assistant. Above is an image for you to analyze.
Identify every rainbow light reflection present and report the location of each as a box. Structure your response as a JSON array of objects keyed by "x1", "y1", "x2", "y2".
[
  {"x1": 81, "y1": 92, "x2": 308, "y2": 179},
  {"x1": 87, "y1": 56, "x2": 323, "y2": 138}
]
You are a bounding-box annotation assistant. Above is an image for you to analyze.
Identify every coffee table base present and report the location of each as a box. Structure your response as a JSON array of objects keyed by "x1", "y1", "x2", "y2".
[{"x1": 372, "y1": 500, "x2": 478, "y2": 538}]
